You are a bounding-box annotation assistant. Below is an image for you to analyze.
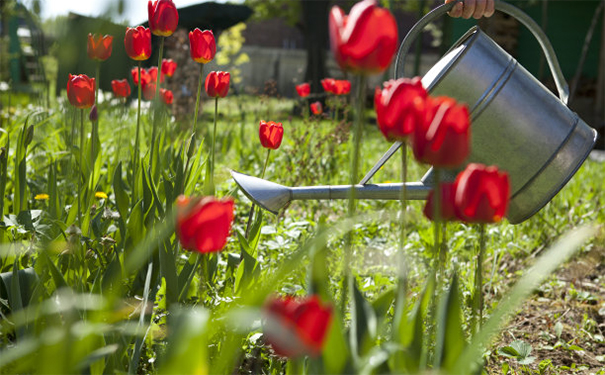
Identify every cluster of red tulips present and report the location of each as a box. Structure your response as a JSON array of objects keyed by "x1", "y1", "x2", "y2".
[
  {"x1": 66, "y1": 0, "x2": 514, "y2": 361},
  {"x1": 66, "y1": 1, "x2": 235, "y2": 109},
  {"x1": 295, "y1": 78, "x2": 352, "y2": 117},
  {"x1": 327, "y1": 0, "x2": 510, "y2": 223},
  {"x1": 373, "y1": 76, "x2": 510, "y2": 223}
]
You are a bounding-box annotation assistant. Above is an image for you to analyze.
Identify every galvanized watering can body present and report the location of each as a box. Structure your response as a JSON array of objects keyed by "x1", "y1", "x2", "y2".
[{"x1": 232, "y1": 1, "x2": 598, "y2": 224}]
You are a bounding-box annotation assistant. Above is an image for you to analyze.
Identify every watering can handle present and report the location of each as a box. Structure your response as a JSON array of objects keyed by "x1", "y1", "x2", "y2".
[{"x1": 394, "y1": 0, "x2": 569, "y2": 104}]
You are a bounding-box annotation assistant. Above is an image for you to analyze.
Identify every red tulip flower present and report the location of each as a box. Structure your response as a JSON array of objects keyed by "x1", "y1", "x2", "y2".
[
  {"x1": 259, "y1": 121, "x2": 284, "y2": 150},
  {"x1": 329, "y1": 0, "x2": 398, "y2": 73},
  {"x1": 375, "y1": 77, "x2": 428, "y2": 142},
  {"x1": 321, "y1": 78, "x2": 335, "y2": 93},
  {"x1": 142, "y1": 82, "x2": 156, "y2": 101},
  {"x1": 454, "y1": 164, "x2": 510, "y2": 223},
  {"x1": 205, "y1": 71, "x2": 230, "y2": 98},
  {"x1": 148, "y1": 0, "x2": 179, "y2": 37},
  {"x1": 176, "y1": 195, "x2": 235, "y2": 253},
  {"x1": 124, "y1": 26, "x2": 152, "y2": 61},
  {"x1": 160, "y1": 88, "x2": 173, "y2": 104},
  {"x1": 263, "y1": 295, "x2": 332, "y2": 358},
  {"x1": 423, "y1": 182, "x2": 458, "y2": 222},
  {"x1": 67, "y1": 74, "x2": 95, "y2": 109},
  {"x1": 161, "y1": 58, "x2": 177, "y2": 77},
  {"x1": 412, "y1": 96, "x2": 470, "y2": 168},
  {"x1": 111, "y1": 79, "x2": 131, "y2": 98},
  {"x1": 147, "y1": 66, "x2": 165, "y2": 84},
  {"x1": 87, "y1": 33, "x2": 113, "y2": 61},
  {"x1": 310, "y1": 101, "x2": 323, "y2": 115},
  {"x1": 321, "y1": 78, "x2": 352, "y2": 95},
  {"x1": 332, "y1": 80, "x2": 351, "y2": 95},
  {"x1": 295, "y1": 83, "x2": 311, "y2": 98},
  {"x1": 131, "y1": 67, "x2": 152, "y2": 87},
  {"x1": 189, "y1": 28, "x2": 216, "y2": 64}
]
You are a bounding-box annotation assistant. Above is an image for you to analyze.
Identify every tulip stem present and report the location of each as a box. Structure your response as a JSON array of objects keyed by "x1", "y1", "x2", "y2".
[
  {"x1": 341, "y1": 74, "x2": 366, "y2": 314},
  {"x1": 78, "y1": 109, "x2": 84, "y2": 229},
  {"x1": 245, "y1": 149, "x2": 271, "y2": 238},
  {"x1": 90, "y1": 120, "x2": 95, "y2": 204},
  {"x1": 473, "y1": 223, "x2": 486, "y2": 332},
  {"x1": 95, "y1": 62, "x2": 100, "y2": 107},
  {"x1": 303, "y1": 99, "x2": 309, "y2": 121},
  {"x1": 261, "y1": 148, "x2": 271, "y2": 180},
  {"x1": 134, "y1": 62, "x2": 142, "y2": 177},
  {"x1": 150, "y1": 36, "x2": 165, "y2": 171},
  {"x1": 399, "y1": 143, "x2": 408, "y2": 277},
  {"x1": 210, "y1": 96, "x2": 219, "y2": 194},
  {"x1": 192, "y1": 63, "x2": 204, "y2": 135},
  {"x1": 433, "y1": 168, "x2": 443, "y2": 274}
]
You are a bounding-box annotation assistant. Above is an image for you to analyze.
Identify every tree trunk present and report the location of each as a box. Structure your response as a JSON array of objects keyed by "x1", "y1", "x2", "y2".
[{"x1": 301, "y1": 0, "x2": 329, "y2": 94}]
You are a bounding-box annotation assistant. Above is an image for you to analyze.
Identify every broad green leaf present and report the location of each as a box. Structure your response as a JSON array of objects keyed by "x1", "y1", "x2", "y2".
[
  {"x1": 102, "y1": 253, "x2": 123, "y2": 293},
  {"x1": 247, "y1": 208, "x2": 263, "y2": 254},
  {"x1": 203, "y1": 160, "x2": 214, "y2": 196},
  {"x1": 159, "y1": 306, "x2": 209, "y2": 375},
  {"x1": 112, "y1": 162, "x2": 130, "y2": 220},
  {"x1": 178, "y1": 253, "x2": 199, "y2": 302},
  {"x1": 372, "y1": 287, "x2": 395, "y2": 331},
  {"x1": 126, "y1": 199, "x2": 145, "y2": 245},
  {"x1": 47, "y1": 161, "x2": 60, "y2": 220},
  {"x1": 390, "y1": 273, "x2": 434, "y2": 373},
  {"x1": 159, "y1": 239, "x2": 178, "y2": 307},
  {"x1": 351, "y1": 281, "x2": 377, "y2": 358},
  {"x1": 434, "y1": 273, "x2": 466, "y2": 371},
  {"x1": 184, "y1": 138, "x2": 205, "y2": 195},
  {"x1": 0, "y1": 136, "x2": 8, "y2": 219},
  {"x1": 130, "y1": 263, "x2": 154, "y2": 374},
  {"x1": 235, "y1": 231, "x2": 259, "y2": 293},
  {"x1": 321, "y1": 306, "x2": 350, "y2": 374},
  {"x1": 40, "y1": 251, "x2": 68, "y2": 290},
  {"x1": 141, "y1": 167, "x2": 155, "y2": 227}
]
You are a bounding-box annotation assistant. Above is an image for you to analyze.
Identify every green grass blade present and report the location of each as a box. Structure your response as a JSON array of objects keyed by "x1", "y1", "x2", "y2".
[{"x1": 452, "y1": 225, "x2": 598, "y2": 374}]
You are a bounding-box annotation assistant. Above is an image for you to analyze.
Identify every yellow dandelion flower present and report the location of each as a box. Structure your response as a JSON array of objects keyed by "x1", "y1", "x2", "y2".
[
  {"x1": 35, "y1": 193, "x2": 49, "y2": 200},
  {"x1": 95, "y1": 191, "x2": 108, "y2": 199}
]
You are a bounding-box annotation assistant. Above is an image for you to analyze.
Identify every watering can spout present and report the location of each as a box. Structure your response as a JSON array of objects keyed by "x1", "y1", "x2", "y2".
[
  {"x1": 231, "y1": 170, "x2": 292, "y2": 214},
  {"x1": 231, "y1": 170, "x2": 432, "y2": 214}
]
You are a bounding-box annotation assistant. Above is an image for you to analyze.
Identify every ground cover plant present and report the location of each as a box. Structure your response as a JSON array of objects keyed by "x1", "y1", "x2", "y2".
[{"x1": 0, "y1": 0, "x2": 604, "y2": 374}]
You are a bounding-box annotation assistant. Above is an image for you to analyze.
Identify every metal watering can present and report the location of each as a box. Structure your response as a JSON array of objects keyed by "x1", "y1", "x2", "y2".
[{"x1": 231, "y1": 1, "x2": 598, "y2": 224}]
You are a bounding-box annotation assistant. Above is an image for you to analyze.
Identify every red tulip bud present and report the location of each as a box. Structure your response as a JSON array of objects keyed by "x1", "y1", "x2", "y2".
[
  {"x1": 87, "y1": 33, "x2": 113, "y2": 61},
  {"x1": 189, "y1": 28, "x2": 216, "y2": 64},
  {"x1": 263, "y1": 295, "x2": 332, "y2": 358},
  {"x1": 375, "y1": 77, "x2": 428, "y2": 142},
  {"x1": 67, "y1": 74, "x2": 95, "y2": 109},
  {"x1": 205, "y1": 71, "x2": 230, "y2": 98},
  {"x1": 259, "y1": 120, "x2": 284, "y2": 150},
  {"x1": 295, "y1": 83, "x2": 310, "y2": 98},
  {"x1": 148, "y1": 0, "x2": 179, "y2": 37},
  {"x1": 124, "y1": 26, "x2": 151, "y2": 61},
  {"x1": 111, "y1": 79, "x2": 131, "y2": 98},
  {"x1": 412, "y1": 96, "x2": 470, "y2": 168},
  {"x1": 161, "y1": 58, "x2": 177, "y2": 77},
  {"x1": 176, "y1": 195, "x2": 235, "y2": 253},
  {"x1": 454, "y1": 164, "x2": 510, "y2": 223},
  {"x1": 310, "y1": 101, "x2": 323, "y2": 115},
  {"x1": 329, "y1": 0, "x2": 398, "y2": 73}
]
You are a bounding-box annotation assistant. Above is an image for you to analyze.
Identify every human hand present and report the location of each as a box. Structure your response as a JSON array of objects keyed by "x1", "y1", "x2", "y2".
[{"x1": 445, "y1": 0, "x2": 495, "y2": 19}]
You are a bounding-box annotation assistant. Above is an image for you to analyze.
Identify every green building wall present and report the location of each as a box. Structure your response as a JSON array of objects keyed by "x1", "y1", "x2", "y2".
[{"x1": 449, "y1": 0, "x2": 602, "y2": 80}]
